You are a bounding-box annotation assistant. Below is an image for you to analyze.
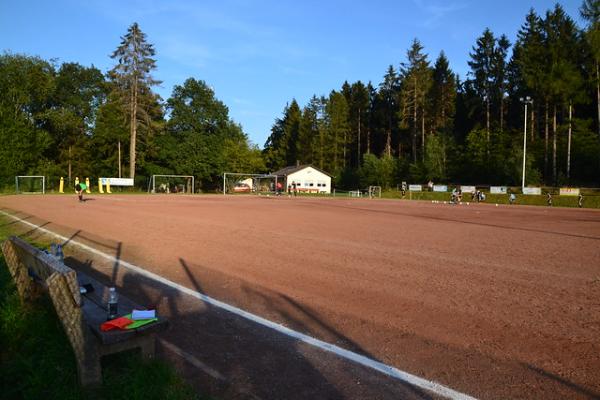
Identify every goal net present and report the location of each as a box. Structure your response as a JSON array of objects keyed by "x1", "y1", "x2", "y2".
[
  {"x1": 223, "y1": 173, "x2": 279, "y2": 195},
  {"x1": 16, "y1": 176, "x2": 45, "y2": 194},
  {"x1": 149, "y1": 175, "x2": 195, "y2": 194},
  {"x1": 368, "y1": 186, "x2": 382, "y2": 198}
]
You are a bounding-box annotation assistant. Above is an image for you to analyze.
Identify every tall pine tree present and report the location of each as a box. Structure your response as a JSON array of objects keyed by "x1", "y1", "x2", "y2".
[
  {"x1": 400, "y1": 39, "x2": 431, "y2": 162},
  {"x1": 109, "y1": 22, "x2": 161, "y2": 179},
  {"x1": 580, "y1": 0, "x2": 600, "y2": 138}
]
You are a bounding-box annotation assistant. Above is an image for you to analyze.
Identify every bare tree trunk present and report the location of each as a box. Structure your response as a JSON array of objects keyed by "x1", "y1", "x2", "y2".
[
  {"x1": 441, "y1": 99, "x2": 446, "y2": 133},
  {"x1": 552, "y1": 104, "x2": 557, "y2": 184},
  {"x1": 500, "y1": 97, "x2": 504, "y2": 133},
  {"x1": 545, "y1": 100, "x2": 549, "y2": 179},
  {"x1": 486, "y1": 97, "x2": 490, "y2": 142},
  {"x1": 343, "y1": 129, "x2": 347, "y2": 168},
  {"x1": 486, "y1": 96, "x2": 490, "y2": 158},
  {"x1": 531, "y1": 109, "x2": 535, "y2": 143},
  {"x1": 118, "y1": 140, "x2": 122, "y2": 178},
  {"x1": 129, "y1": 81, "x2": 138, "y2": 180},
  {"x1": 334, "y1": 130, "x2": 338, "y2": 170},
  {"x1": 320, "y1": 131, "x2": 324, "y2": 169},
  {"x1": 386, "y1": 128, "x2": 391, "y2": 157},
  {"x1": 68, "y1": 145, "x2": 72, "y2": 184},
  {"x1": 567, "y1": 101, "x2": 572, "y2": 180},
  {"x1": 357, "y1": 109, "x2": 361, "y2": 167},
  {"x1": 367, "y1": 128, "x2": 370, "y2": 155},
  {"x1": 413, "y1": 78, "x2": 418, "y2": 162},
  {"x1": 597, "y1": 61, "x2": 600, "y2": 139},
  {"x1": 421, "y1": 109, "x2": 425, "y2": 161}
]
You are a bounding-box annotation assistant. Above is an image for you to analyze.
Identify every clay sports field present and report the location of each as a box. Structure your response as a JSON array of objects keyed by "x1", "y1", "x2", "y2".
[{"x1": 1, "y1": 194, "x2": 599, "y2": 400}]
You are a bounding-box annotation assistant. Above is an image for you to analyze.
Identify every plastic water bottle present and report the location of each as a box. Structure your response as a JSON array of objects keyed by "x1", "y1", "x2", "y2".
[
  {"x1": 107, "y1": 287, "x2": 118, "y2": 320},
  {"x1": 56, "y1": 244, "x2": 64, "y2": 263}
]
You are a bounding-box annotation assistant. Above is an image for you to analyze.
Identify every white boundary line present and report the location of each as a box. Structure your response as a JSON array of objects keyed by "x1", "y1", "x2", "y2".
[
  {"x1": 0, "y1": 210, "x2": 477, "y2": 400},
  {"x1": 159, "y1": 338, "x2": 226, "y2": 381}
]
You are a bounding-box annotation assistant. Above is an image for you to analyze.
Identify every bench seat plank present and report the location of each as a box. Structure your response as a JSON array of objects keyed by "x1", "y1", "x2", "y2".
[{"x1": 77, "y1": 271, "x2": 168, "y2": 345}]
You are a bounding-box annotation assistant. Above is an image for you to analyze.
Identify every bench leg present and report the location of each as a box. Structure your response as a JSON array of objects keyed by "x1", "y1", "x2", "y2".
[
  {"x1": 139, "y1": 334, "x2": 156, "y2": 358},
  {"x1": 77, "y1": 353, "x2": 102, "y2": 386},
  {"x1": 1, "y1": 240, "x2": 35, "y2": 301}
]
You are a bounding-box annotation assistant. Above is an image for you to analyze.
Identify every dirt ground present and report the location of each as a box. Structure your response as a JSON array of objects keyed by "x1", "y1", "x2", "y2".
[{"x1": 1, "y1": 194, "x2": 599, "y2": 400}]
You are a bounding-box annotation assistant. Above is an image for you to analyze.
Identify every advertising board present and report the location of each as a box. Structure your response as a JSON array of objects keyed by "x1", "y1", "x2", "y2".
[
  {"x1": 101, "y1": 178, "x2": 134, "y2": 186},
  {"x1": 559, "y1": 188, "x2": 580, "y2": 196},
  {"x1": 523, "y1": 187, "x2": 542, "y2": 195}
]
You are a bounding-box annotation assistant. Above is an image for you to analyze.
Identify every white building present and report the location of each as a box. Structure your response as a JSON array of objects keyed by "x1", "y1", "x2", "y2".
[{"x1": 272, "y1": 164, "x2": 332, "y2": 194}]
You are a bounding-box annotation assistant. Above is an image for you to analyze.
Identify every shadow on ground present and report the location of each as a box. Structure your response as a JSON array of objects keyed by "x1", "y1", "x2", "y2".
[{"x1": 4, "y1": 207, "x2": 600, "y2": 400}]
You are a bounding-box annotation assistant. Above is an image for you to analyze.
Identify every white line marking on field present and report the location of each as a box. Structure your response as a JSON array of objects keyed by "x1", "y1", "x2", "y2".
[
  {"x1": 159, "y1": 339, "x2": 226, "y2": 381},
  {"x1": 1, "y1": 210, "x2": 477, "y2": 400}
]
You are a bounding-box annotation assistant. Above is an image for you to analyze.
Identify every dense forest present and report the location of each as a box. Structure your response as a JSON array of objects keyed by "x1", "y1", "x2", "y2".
[
  {"x1": 0, "y1": 23, "x2": 264, "y2": 191},
  {"x1": 264, "y1": 3, "x2": 600, "y2": 189},
  {"x1": 1, "y1": 2, "x2": 599, "y2": 192}
]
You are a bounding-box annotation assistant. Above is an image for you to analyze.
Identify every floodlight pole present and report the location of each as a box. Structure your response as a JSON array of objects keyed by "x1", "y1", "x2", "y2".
[{"x1": 520, "y1": 96, "x2": 533, "y2": 192}]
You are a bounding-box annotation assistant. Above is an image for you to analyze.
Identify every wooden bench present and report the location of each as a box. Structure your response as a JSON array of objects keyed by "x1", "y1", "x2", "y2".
[{"x1": 1, "y1": 236, "x2": 168, "y2": 386}]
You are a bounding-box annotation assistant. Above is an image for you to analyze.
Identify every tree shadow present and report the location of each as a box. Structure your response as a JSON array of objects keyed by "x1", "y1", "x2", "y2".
[
  {"x1": 0, "y1": 214, "x2": 32, "y2": 228},
  {"x1": 315, "y1": 201, "x2": 600, "y2": 241},
  {"x1": 172, "y1": 257, "x2": 436, "y2": 400},
  {"x1": 20, "y1": 221, "x2": 51, "y2": 238},
  {"x1": 524, "y1": 363, "x2": 600, "y2": 399},
  {"x1": 238, "y1": 283, "x2": 436, "y2": 400},
  {"x1": 61, "y1": 229, "x2": 82, "y2": 247}
]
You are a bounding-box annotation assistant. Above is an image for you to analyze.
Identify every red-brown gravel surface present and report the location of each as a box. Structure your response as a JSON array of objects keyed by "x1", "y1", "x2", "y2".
[{"x1": 1, "y1": 194, "x2": 599, "y2": 400}]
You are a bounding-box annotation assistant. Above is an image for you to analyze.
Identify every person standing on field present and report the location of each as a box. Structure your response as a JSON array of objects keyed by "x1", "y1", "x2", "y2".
[{"x1": 578, "y1": 193, "x2": 584, "y2": 208}]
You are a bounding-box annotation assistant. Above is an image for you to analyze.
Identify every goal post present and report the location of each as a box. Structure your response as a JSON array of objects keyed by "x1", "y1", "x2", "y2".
[
  {"x1": 368, "y1": 186, "x2": 382, "y2": 198},
  {"x1": 148, "y1": 175, "x2": 195, "y2": 194},
  {"x1": 15, "y1": 176, "x2": 45, "y2": 194},
  {"x1": 222, "y1": 173, "x2": 279, "y2": 195}
]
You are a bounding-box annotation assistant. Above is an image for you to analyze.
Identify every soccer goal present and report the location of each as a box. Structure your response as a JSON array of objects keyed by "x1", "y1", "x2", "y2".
[
  {"x1": 222, "y1": 173, "x2": 279, "y2": 195},
  {"x1": 15, "y1": 176, "x2": 45, "y2": 194},
  {"x1": 368, "y1": 186, "x2": 382, "y2": 198},
  {"x1": 148, "y1": 175, "x2": 195, "y2": 194}
]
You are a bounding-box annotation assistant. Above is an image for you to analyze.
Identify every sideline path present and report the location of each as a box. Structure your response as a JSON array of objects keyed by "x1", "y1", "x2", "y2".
[{"x1": 1, "y1": 195, "x2": 599, "y2": 399}]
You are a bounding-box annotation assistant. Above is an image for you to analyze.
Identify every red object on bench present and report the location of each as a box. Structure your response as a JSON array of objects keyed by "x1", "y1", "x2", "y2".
[{"x1": 101, "y1": 316, "x2": 134, "y2": 331}]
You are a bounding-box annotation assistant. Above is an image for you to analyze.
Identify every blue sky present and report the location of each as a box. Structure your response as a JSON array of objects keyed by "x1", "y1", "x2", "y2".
[{"x1": 0, "y1": 0, "x2": 582, "y2": 147}]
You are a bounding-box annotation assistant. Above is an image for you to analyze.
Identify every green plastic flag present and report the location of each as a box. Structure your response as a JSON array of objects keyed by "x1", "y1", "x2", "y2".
[{"x1": 122, "y1": 313, "x2": 158, "y2": 329}]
